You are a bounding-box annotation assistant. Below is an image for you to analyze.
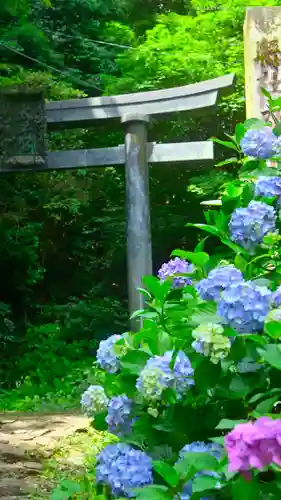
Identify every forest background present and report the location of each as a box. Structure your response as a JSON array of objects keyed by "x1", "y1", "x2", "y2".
[{"x1": 0, "y1": 0, "x2": 276, "y2": 409}]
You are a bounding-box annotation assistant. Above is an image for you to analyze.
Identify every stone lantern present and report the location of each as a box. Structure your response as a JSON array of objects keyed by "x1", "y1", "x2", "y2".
[{"x1": 0, "y1": 86, "x2": 47, "y2": 170}]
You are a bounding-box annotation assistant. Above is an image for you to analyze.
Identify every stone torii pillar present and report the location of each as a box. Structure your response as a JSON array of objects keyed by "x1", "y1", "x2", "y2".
[{"x1": 0, "y1": 74, "x2": 235, "y2": 330}]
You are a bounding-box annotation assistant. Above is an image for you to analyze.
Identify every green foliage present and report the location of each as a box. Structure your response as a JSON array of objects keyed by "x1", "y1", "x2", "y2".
[{"x1": 70, "y1": 113, "x2": 281, "y2": 499}]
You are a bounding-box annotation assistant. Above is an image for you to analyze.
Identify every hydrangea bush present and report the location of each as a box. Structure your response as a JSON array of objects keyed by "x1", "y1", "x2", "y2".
[{"x1": 81, "y1": 112, "x2": 281, "y2": 499}]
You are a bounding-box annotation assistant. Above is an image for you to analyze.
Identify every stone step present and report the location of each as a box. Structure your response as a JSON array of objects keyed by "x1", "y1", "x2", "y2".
[{"x1": 0, "y1": 477, "x2": 33, "y2": 497}]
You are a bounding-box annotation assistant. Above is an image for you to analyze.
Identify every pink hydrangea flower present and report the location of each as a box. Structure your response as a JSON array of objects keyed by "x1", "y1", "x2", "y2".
[{"x1": 224, "y1": 417, "x2": 281, "y2": 477}]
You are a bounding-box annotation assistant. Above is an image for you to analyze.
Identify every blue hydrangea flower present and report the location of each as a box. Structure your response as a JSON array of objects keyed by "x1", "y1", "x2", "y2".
[
  {"x1": 240, "y1": 127, "x2": 277, "y2": 159},
  {"x1": 96, "y1": 334, "x2": 126, "y2": 373},
  {"x1": 229, "y1": 201, "x2": 277, "y2": 254},
  {"x1": 217, "y1": 281, "x2": 272, "y2": 333},
  {"x1": 271, "y1": 286, "x2": 281, "y2": 308},
  {"x1": 177, "y1": 442, "x2": 222, "y2": 500},
  {"x1": 106, "y1": 395, "x2": 133, "y2": 436},
  {"x1": 197, "y1": 266, "x2": 244, "y2": 301},
  {"x1": 80, "y1": 385, "x2": 108, "y2": 416},
  {"x1": 96, "y1": 443, "x2": 153, "y2": 497},
  {"x1": 255, "y1": 176, "x2": 281, "y2": 198},
  {"x1": 136, "y1": 351, "x2": 194, "y2": 402},
  {"x1": 158, "y1": 257, "x2": 193, "y2": 288}
]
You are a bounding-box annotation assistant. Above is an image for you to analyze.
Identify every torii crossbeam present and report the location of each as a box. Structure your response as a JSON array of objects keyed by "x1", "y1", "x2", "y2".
[{"x1": 0, "y1": 73, "x2": 235, "y2": 329}]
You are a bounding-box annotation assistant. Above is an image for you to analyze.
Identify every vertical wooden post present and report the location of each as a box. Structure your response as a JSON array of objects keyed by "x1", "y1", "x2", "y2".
[
  {"x1": 244, "y1": 7, "x2": 281, "y2": 121},
  {"x1": 121, "y1": 113, "x2": 152, "y2": 331}
]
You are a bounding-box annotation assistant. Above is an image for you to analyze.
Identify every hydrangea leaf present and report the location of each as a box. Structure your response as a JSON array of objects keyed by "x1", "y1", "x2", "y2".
[
  {"x1": 192, "y1": 474, "x2": 222, "y2": 494},
  {"x1": 254, "y1": 395, "x2": 279, "y2": 416},
  {"x1": 257, "y1": 344, "x2": 281, "y2": 370},
  {"x1": 134, "y1": 485, "x2": 172, "y2": 499},
  {"x1": 235, "y1": 123, "x2": 246, "y2": 144},
  {"x1": 152, "y1": 461, "x2": 179, "y2": 488},
  {"x1": 171, "y1": 249, "x2": 209, "y2": 268},
  {"x1": 120, "y1": 350, "x2": 151, "y2": 375},
  {"x1": 175, "y1": 451, "x2": 218, "y2": 478},
  {"x1": 215, "y1": 419, "x2": 248, "y2": 430},
  {"x1": 232, "y1": 475, "x2": 260, "y2": 500},
  {"x1": 264, "y1": 321, "x2": 281, "y2": 339}
]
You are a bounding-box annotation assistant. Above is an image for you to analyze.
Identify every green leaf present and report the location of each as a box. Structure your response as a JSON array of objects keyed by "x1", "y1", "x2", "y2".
[
  {"x1": 273, "y1": 122, "x2": 281, "y2": 137},
  {"x1": 264, "y1": 321, "x2": 281, "y2": 339},
  {"x1": 211, "y1": 137, "x2": 238, "y2": 151},
  {"x1": 192, "y1": 475, "x2": 221, "y2": 494},
  {"x1": 244, "y1": 118, "x2": 269, "y2": 129},
  {"x1": 229, "y1": 375, "x2": 255, "y2": 397},
  {"x1": 134, "y1": 485, "x2": 172, "y2": 499},
  {"x1": 221, "y1": 237, "x2": 249, "y2": 256},
  {"x1": 215, "y1": 157, "x2": 239, "y2": 167},
  {"x1": 171, "y1": 249, "x2": 209, "y2": 267},
  {"x1": 120, "y1": 350, "x2": 150, "y2": 375},
  {"x1": 261, "y1": 87, "x2": 272, "y2": 100},
  {"x1": 194, "y1": 237, "x2": 209, "y2": 252},
  {"x1": 234, "y1": 254, "x2": 248, "y2": 272},
  {"x1": 258, "y1": 344, "x2": 281, "y2": 370},
  {"x1": 142, "y1": 276, "x2": 161, "y2": 297},
  {"x1": 152, "y1": 461, "x2": 178, "y2": 488},
  {"x1": 175, "y1": 452, "x2": 218, "y2": 478},
  {"x1": 185, "y1": 223, "x2": 223, "y2": 237},
  {"x1": 215, "y1": 418, "x2": 247, "y2": 430},
  {"x1": 235, "y1": 123, "x2": 246, "y2": 143},
  {"x1": 232, "y1": 475, "x2": 260, "y2": 500},
  {"x1": 255, "y1": 395, "x2": 279, "y2": 415},
  {"x1": 226, "y1": 183, "x2": 243, "y2": 198}
]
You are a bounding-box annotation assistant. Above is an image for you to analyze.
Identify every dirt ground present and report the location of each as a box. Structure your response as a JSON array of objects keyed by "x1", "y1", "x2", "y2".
[{"x1": 0, "y1": 413, "x2": 89, "y2": 499}]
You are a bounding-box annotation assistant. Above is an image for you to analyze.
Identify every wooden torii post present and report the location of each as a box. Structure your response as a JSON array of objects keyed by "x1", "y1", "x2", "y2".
[{"x1": 0, "y1": 74, "x2": 235, "y2": 330}]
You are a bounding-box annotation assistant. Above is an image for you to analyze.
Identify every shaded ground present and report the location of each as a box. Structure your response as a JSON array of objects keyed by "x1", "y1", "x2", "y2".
[{"x1": 0, "y1": 413, "x2": 90, "y2": 499}]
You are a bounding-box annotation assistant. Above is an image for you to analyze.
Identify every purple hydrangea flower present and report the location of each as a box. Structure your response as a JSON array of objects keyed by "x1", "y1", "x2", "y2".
[
  {"x1": 106, "y1": 395, "x2": 133, "y2": 436},
  {"x1": 96, "y1": 334, "x2": 125, "y2": 373},
  {"x1": 178, "y1": 442, "x2": 222, "y2": 500},
  {"x1": 197, "y1": 266, "x2": 244, "y2": 301},
  {"x1": 136, "y1": 351, "x2": 194, "y2": 401},
  {"x1": 229, "y1": 201, "x2": 277, "y2": 254},
  {"x1": 158, "y1": 257, "x2": 193, "y2": 288},
  {"x1": 217, "y1": 281, "x2": 272, "y2": 333},
  {"x1": 271, "y1": 286, "x2": 281, "y2": 308},
  {"x1": 255, "y1": 176, "x2": 281, "y2": 198},
  {"x1": 225, "y1": 417, "x2": 281, "y2": 476},
  {"x1": 80, "y1": 385, "x2": 108, "y2": 416},
  {"x1": 96, "y1": 443, "x2": 153, "y2": 497},
  {"x1": 240, "y1": 127, "x2": 277, "y2": 159}
]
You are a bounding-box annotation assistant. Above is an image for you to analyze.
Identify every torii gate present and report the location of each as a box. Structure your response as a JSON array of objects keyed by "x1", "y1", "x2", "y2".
[{"x1": 0, "y1": 73, "x2": 235, "y2": 329}]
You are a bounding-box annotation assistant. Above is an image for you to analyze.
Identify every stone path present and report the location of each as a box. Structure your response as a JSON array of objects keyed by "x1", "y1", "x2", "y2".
[{"x1": 0, "y1": 413, "x2": 90, "y2": 499}]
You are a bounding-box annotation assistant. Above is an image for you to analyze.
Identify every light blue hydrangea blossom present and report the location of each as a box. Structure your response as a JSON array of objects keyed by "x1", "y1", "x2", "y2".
[
  {"x1": 106, "y1": 395, "x2": 133, "y2": 436},
  {"x1": 240, "y1": 127, "x2": 278, "y2": 159},
  {"x1": 158, "y1": 257, "x2": 193, "y2": 288},
  {"x1": 136, "y1": 351, "x2": 194, "y2": 402},
  {"x1": 229, "y1": 201, "x2": 277, "y2": 254},
  {"x1": 192, "y1": 323, "x2": 231, "y2": 364},
  {"x1": 255, "y1": 176, "x2": 281, "y2": 198},
  {"x1": 197, "y1": 266, "x2": 244, "y2": 301},
  {"x1": 217, "y1": 281, "x2": 272, "y2": 333},
  {"x1": 96, "y1": 334, "x2": 126, "y2": 373},
  {"x1": 177, "y1": 441, "x2": 222, "y2": 500},
  {"x1": 96, "y1": 443, "x2": 153, "y2": 497},
  {"x1": 271, "y1": 286, "x2": 281, "y2": 308},
  {"x1": 80, "y1": 385, "x2": 108, "y2": 416}
]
